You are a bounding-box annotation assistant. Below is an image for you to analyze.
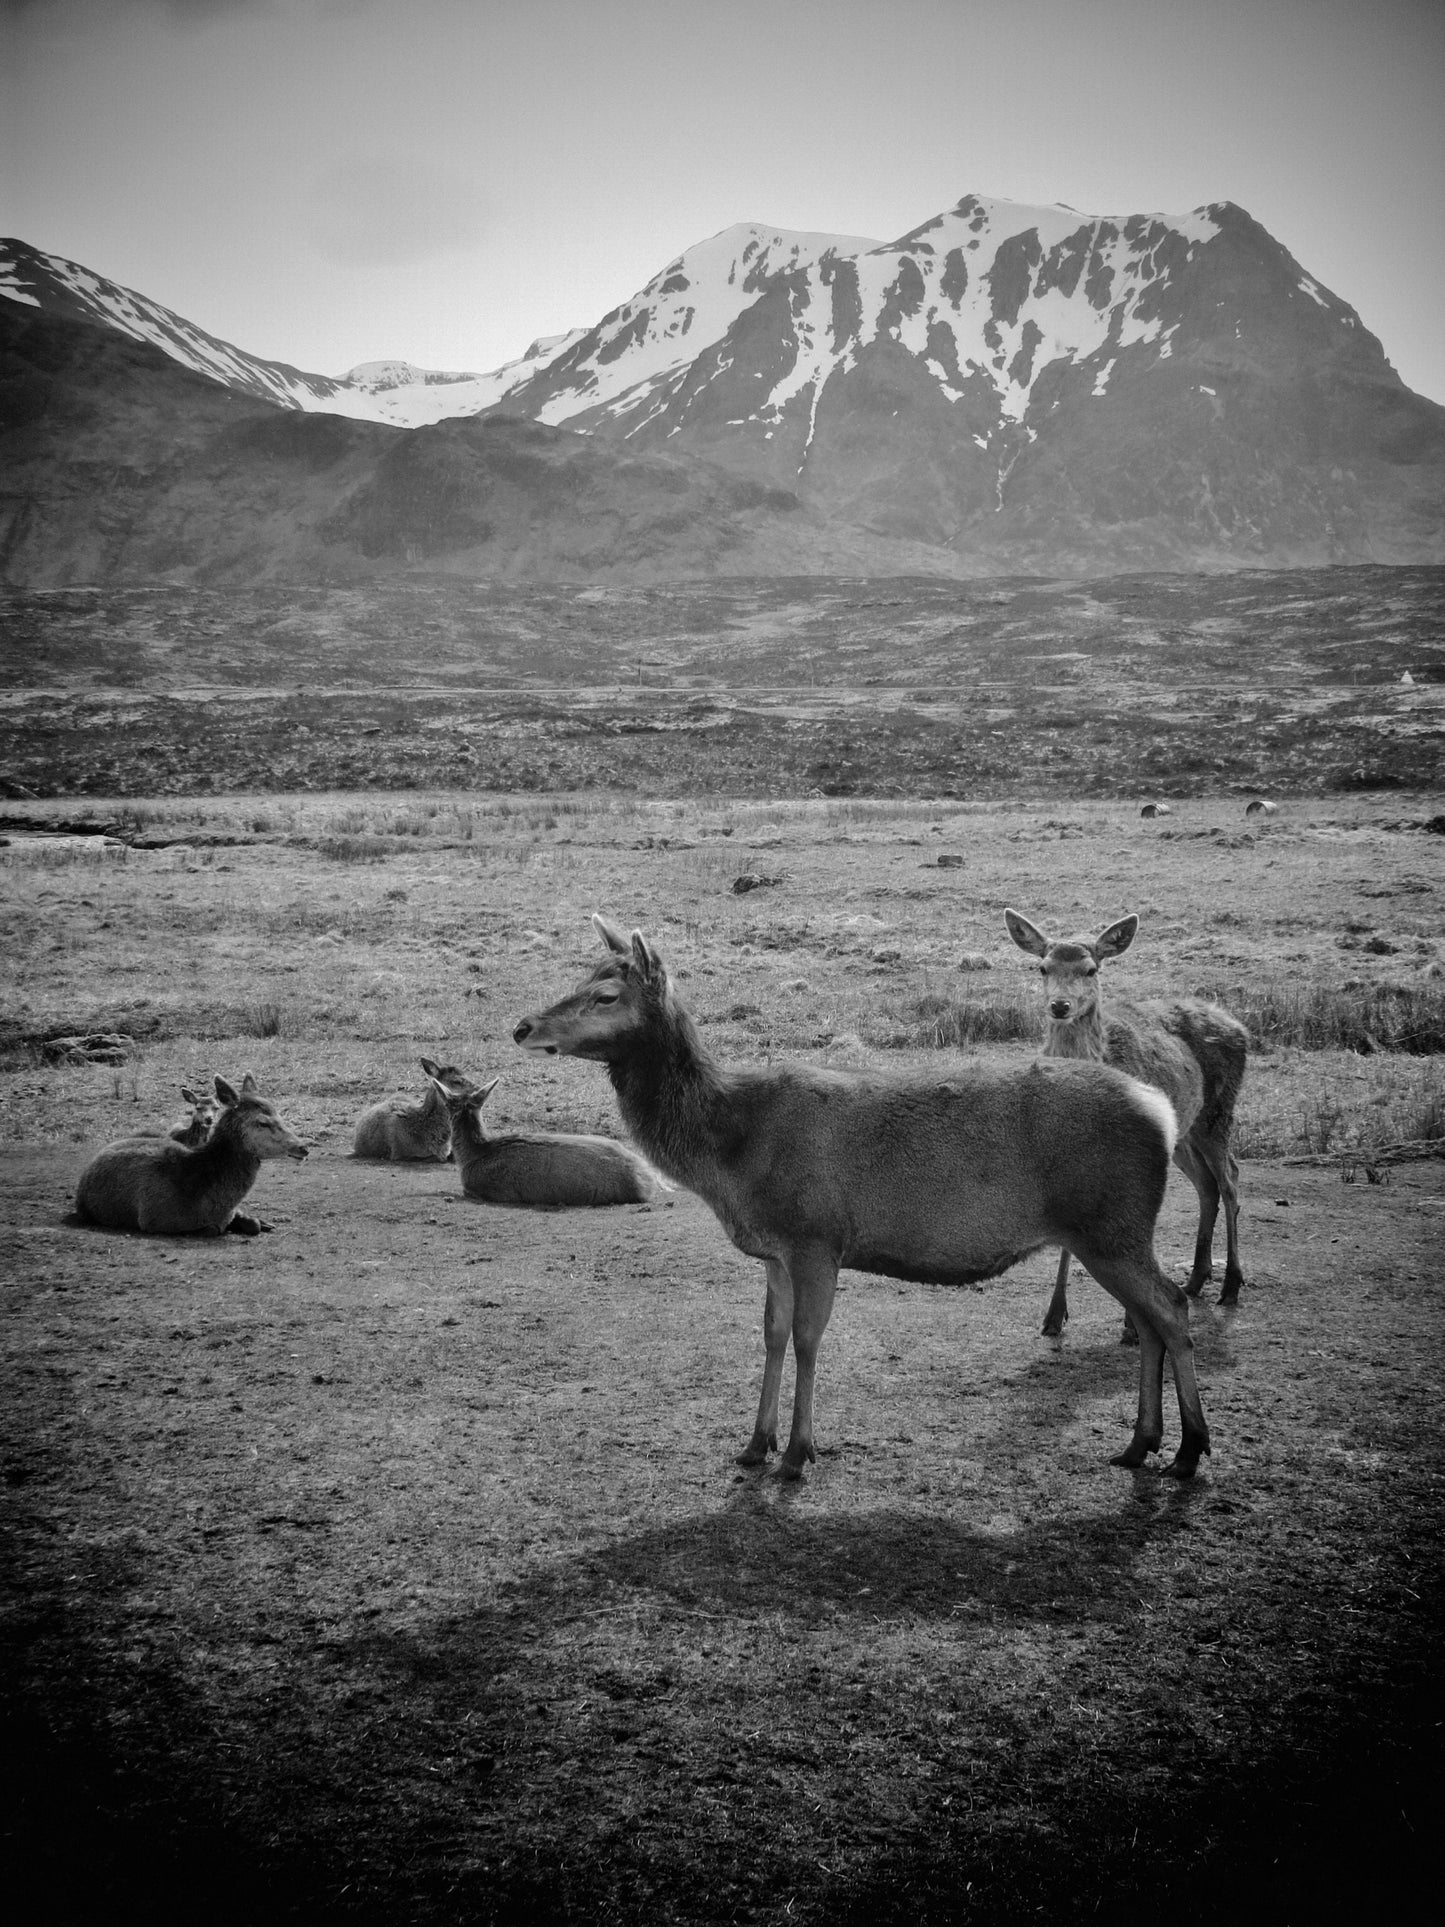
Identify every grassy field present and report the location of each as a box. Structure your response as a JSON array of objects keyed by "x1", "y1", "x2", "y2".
[{"x1": 2, "y1": 789, "x2": 1441, "y2": 1162}]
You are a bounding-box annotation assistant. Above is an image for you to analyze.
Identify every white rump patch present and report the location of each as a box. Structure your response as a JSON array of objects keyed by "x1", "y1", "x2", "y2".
[{"x1": 1122, "y1": 1077, "x2": 1178, "y2": 1152}]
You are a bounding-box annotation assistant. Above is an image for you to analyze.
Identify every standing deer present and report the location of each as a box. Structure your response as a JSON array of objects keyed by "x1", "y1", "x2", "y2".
[
  {"x1": 1004, "y1": 909, "x2": 1247, "y2": 1339},
  {"x1": 76, "y1": 1074, "x2": 308, "y2": 1235},
  {"x1": 444, "y1": 1076, "x2": 662, "y2": 1207},
  {"x1": 513, "y1": 915, "x2": 1212, "y2": 1479}
]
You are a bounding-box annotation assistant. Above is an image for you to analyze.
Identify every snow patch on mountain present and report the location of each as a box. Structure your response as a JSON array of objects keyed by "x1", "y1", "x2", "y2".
[{"x1": 525, "y1": 222, "x2": 878, "y2": 430}]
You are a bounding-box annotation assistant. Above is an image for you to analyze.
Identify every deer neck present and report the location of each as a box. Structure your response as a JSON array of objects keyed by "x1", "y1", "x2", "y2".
[
  {"x1": 451, "y1": 1115, "x2": 484, "y2": 1167},
  {"x1": 195, "y1": 1120, "x2": 262, "y2": 1192},
  {"x1": 608, "y1": 998, "x2": 726, "y2": 1186},
  {"x1": 1044, "y1": 1000, "x2": 1107, "y2": 1062}
]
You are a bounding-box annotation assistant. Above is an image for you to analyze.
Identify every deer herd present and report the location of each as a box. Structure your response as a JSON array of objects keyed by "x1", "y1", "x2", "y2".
[{"x1": 74, "y1": 906, "x2": 1250, "y2": 1481}]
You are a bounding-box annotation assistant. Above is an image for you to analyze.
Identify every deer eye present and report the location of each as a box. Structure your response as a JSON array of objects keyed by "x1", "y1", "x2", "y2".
[{"x1": 593, "y1": 985, "x2": 620, "y2": 1005}]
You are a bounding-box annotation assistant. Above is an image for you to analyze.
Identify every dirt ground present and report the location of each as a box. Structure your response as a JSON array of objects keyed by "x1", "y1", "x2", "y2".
[{"x1": 3, "y1": 1127, "x2": 1443, "y2": 1923}]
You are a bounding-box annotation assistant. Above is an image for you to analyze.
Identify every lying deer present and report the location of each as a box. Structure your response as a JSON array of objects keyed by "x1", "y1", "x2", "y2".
[
  {"x1": 444, "y1": 1075, "x2": 661, "y2": 1207},
  {"x1": 353, "y1": 1073, "x2": 453, "y2": 1161},
  {"x1": 514, "y1": 915, "x2": 1211, "y2": 1480},
  {"x1": 76, "y1": 1074, "x2": 308, "y2": 1235},
  {"x1": 1004, "y1": 909, "x2": 1247, "y2": 1338}
]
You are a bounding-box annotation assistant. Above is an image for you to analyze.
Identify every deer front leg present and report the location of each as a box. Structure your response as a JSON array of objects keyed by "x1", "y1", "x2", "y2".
[
  {"x1": 779, "y1": 1245, "x2": 840, "y2": 1481},
  {"x1": 226, "y1": 1213, "x2": 273, "y2": 1236},
  {"x1": 738, "y1": 1257, "x2": 792, "y2": 1466}
]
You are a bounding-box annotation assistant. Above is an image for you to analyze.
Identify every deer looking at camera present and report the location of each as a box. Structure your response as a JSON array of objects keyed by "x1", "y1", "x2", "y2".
[
  {"x1": 513, "y1": 914, "x2": 1212, "y2": 1480},
  {"x1": 1004, "y1": 910, "x2": 1247, "y2": 1339}
]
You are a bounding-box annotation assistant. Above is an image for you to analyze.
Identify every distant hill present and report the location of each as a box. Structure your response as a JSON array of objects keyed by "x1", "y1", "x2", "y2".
[
  {"x1": 0, "y1": 301, "x2": 954, "y2": 584},
  {"x1": 3, "y1": 192, "x2": 1443, "y2": 581}
]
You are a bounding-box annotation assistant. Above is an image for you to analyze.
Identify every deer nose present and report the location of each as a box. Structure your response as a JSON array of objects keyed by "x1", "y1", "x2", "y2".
[
  {"x1": 1048, "y1": 1000, "x2": 1072, "y2": 1020},
  {"x1": 512, "y1": 1019, "x2": 533, "y2": 1044}
]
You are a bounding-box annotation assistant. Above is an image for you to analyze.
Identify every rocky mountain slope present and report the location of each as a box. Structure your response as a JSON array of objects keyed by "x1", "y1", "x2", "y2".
[{"x1": 1, "y1": 300, "x2": 942, "y2": 585}]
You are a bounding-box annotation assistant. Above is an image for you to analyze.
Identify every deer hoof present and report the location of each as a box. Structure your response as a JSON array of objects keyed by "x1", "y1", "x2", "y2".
[
  {"x1": 1164, "y1": 1437, "x2": 1211, "y2": 1480},
  {"x1": 736, "y1": 1437, "x2": 772, "y2": 1467},
  {"x1": 1110, "y1": 1440, "x2": 1155, "y2": 1470},
  {"x1": 1041, "y1": 1315, "x2": 1066, "y2": 1338}
]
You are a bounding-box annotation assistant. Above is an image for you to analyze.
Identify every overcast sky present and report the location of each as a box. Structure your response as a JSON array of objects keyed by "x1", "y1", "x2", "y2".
[{"x1": 4, "y1": 0, "x2": 1443, "y2": 402}]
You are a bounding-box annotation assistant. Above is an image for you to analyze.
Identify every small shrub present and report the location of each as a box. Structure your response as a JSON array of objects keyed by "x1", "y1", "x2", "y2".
[
  {"x1": 899, "y1": 992, "x2": 1037, "y2": 1048},
  {"x1": 317, "y1": 834, "x2": 389, "y2": 863}
]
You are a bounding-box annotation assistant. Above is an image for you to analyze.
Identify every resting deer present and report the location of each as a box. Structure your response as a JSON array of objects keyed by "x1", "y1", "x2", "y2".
[
  {"x1": 353, "y1": 1074, "x2": 452, "y2": 1161},
  {"x1": 513, "y1": 915, "x2": 1211, "y2": 1480},
  {"x1": 1004, "y1": 909, "x2": 1247, "y2": 1339},
  {"x1": 168, "y1": 1086, "x2": 222, "y2": 1147},
  {"x1": 76, "y1": 1074, "x2": 308, "y2": 1235},
  {"x1": 444, "y1": 1075, "x2": 662, "y2": 1207}
]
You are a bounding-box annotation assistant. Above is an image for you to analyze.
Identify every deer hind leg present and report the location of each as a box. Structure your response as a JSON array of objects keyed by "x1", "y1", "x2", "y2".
[
  {"x1": 1199, "y1": 1136, "x2": 1244, "y2": 1304},
  {"x1": 1048, "y1": 1245, "x2": 1139, "y2": 1346},
  {"x1": 779, "y1": 1244, "x2": 840, "y2": 1481},
  {"x1": 1041, "y1": 1248, "x2": 1071, "y2": 1336},
  {"x1": 1172, "y1": 1139, "x2": 1218, "y2": 1298},
  {"x1": 738, "y1": 1257, "x2": 792, "y2": 1466},
  {"x1": 1073, "y1": 1244, "x2": 1211, "y2": 1479}
]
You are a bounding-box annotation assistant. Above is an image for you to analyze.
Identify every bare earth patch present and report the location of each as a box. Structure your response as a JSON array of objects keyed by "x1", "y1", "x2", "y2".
[{"x1": 2, "y1": 1139, "x2": 1442, "y2": 1922}]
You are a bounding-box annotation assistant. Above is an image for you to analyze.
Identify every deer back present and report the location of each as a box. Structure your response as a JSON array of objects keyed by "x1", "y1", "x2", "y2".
[
  {"x1": 631, "y1": 1057, "x2": 1172, "y2": 1283},
  {"x1": 457, "y1": 1129, "x2": 655, "y2": 1207},
  {"x1": 353, "y1": 1081, "x2": 452, "y2": 1160}
]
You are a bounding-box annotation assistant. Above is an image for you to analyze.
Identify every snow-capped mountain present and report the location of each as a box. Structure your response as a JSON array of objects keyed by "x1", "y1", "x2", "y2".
[
  {"x1": 516, "y1": 193, "x2": 1440, "y2": 566},
  {"x1": 493, "y1": 197, "x2": 1224, "y2": 445},
  {"x1": 3, "y1": 193, "x2": 1443, "y2": 576}
]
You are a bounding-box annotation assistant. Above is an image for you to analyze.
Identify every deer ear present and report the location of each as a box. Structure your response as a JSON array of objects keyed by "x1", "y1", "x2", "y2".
[
  {"x1": 593, "y1": 913, "x2": 631, "y2": 956},
  {"x1": 214, "y1": 1076, "x2": 239, "y2": 1106},
  {"x1": 180, "y1": 1086, "x2": 200, "y2": 1104},
  {"x1": 419, "y1": 1056, "x2": 441, "y2": 1078},
  {"x1": 631, "y1": 931, "x2": 665, "y2": 980},
  {"x1": 239, "y1": 1072, "x2": 259, "y2": 1094},
  {"x1": 475, "y1": 1076, "x2": 500, "y2": 1106},
  {"x1": 1004, "y1": 909, "x2": 1049, "y2": 958},
  {"x1": 1095, "y1": 914, "x2": 1139, "y2": 959}
]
